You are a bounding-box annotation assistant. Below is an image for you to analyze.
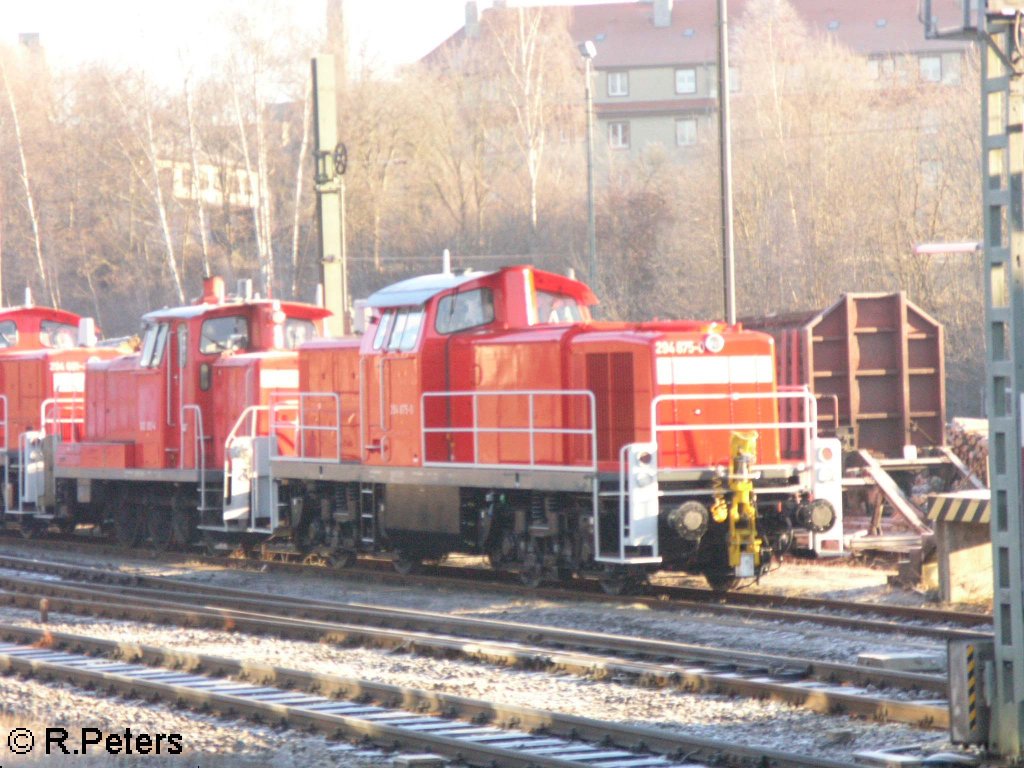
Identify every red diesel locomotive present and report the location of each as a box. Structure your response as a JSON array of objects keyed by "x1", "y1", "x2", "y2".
[
  {"x1": 4, "y1": 267, "x2": 837, "y2": 590},
  {"x1": 0, "y1": 295, "x2": 123, "y2": 534}
]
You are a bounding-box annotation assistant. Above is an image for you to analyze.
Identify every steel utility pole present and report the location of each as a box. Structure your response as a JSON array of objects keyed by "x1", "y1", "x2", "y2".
[
  {"x1": 717, "y1": 0, "x2": 736, "y2": 325},
  {"x1": 580, "y1": 41, "x2": 598, "y2": 290},
  {"x1": 312, "y1": 54, "x2": 349, "y2": 336},
  {"x1": 925, "y1": 0, "x2": 1024, "y2": 758}
]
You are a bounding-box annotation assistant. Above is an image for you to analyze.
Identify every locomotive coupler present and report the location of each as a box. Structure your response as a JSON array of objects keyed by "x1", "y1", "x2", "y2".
[{"x1": 710, "y1": 431, "x2": 765, "y2": 578}]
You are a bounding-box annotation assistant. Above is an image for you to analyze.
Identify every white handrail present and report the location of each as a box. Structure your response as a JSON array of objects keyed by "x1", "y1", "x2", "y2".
[
  {"x1": 270, "y1": 391, "x2": 341, "y2": 461},
  {"x1": 18, "y1": 430, "x2": 37, "y2": 508},
  {"x1": 39, "y1": 396, "x2": 85, "y2": 441},
  {"x1": 180, "y1": 404, "x2": 207, "y2": 512},
  {"x1": 649, "y1": 386, "x2": 818, "y2": 469},
  {"x1": 180, "y1": 404, "x2": 207, "y2": 471},
  {"x1": 222, "y1": 404, "x2": 267, "y2": 526},
  {"x1": 0, "y1": 394, "x2": 7, "y2": 450},
  {"x1": 420, "y1": 389, "x2": 597, "y2": 472}
]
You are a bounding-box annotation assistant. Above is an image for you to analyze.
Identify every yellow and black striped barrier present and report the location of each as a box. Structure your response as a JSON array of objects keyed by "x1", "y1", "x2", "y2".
[
  {"x1": 966, "y1": 644, "x2": 978, "y2": 736},
  {"x1": 949, "y1": 637, "x2": 993, "y2": 746},
  {"x1": 928, "y1": 491, "x2": 990, "y2": 525}
]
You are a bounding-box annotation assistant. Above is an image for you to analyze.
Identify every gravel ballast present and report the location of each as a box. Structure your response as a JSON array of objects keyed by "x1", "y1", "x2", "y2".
[{"x1": 0, "y1": 542, "x2": 964, "y2": 763}]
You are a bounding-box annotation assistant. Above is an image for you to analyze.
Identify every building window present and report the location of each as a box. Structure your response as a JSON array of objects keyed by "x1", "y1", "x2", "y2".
[
  {"x1": 607, "y1": 71, "x2": 629, "y2": 96},
  {"x1": 868, "y1": 57, "x2": 895, "y2": 80},
  {"x1": 919, "y1": 55, "x2": 941, "y2": 83},
  {"x1": 729, "y1": 66, "x2": 741, "y2": 93},
  {"x1": 675, "y1": 67, "x2": 697, "y2": 94},
  {"x1": 608, "y1": 121, "x2": 630, "y2": 149},
  {"x1": 676, "y1": 118, "x2": 697, "y2": 146}
]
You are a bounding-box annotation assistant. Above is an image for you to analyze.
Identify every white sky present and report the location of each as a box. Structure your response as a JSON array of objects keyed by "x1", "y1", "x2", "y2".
[{"x1": 0, "y1": 0, "x2": 473, "y2": 79}]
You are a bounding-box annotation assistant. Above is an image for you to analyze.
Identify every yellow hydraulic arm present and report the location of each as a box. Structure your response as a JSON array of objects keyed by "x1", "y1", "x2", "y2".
[{"x1": 710, "y1": 431, "x2": 763, "y2": 574}]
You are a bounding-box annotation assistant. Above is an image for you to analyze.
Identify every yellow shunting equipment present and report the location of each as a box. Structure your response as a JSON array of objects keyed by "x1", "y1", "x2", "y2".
[{"x1": 711, "y1": 431, "x2": 763, "y2": 572}]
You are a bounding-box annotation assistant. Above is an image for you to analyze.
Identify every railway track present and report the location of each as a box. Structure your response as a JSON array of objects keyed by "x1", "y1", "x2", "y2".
[
  {"x1": 0, "y1": 536, "x2": 994, "y2": 642},
  {"x1": 0, "y1": 621, "x2": 871, "y2": 768},
  {"x1": 0, "y1": 554, "x2": 951, "y2": 728}
]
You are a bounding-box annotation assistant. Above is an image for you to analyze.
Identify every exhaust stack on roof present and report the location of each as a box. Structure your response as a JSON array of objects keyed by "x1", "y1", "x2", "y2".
[{"x1": 654, "y1": 0, "x2": 673, "y2": 28}]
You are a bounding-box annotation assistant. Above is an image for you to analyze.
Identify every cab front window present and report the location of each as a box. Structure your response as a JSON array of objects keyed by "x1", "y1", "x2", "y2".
[
  {"x1": 536, "y1": 291, "x2": 582, "y2": 324},
  {"x1": 282, "y1": 318, "x2": 316, "y2": 350},
  {"x1": 139, "y1": 323, "x2": 169, "y2": 368},
  {"x1": 40, "y1": 320, "x2": 76, "y2": 348},
  {"x1": 372, "y1": 306, "x2": 425, "y2": 352}
]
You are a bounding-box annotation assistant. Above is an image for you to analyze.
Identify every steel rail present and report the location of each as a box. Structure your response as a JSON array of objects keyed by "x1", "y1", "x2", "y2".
[
  {"x1": 0, "y1": 622, "x2": 886, "y2": 768},
  {"x1": 0, "y1": 569, "x2": 949, "y2": 695},
  {"x1": 0, "y1": 543, "x2": 993, "y2": 640},
  {"x1": 0, "y1": 577, "x2": 948, "y2": 728}
]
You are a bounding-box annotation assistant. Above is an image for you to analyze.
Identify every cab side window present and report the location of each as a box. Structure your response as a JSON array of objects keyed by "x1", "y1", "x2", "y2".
[
  {"x1": 0, "y1": 321, "x2": 17, "y2": 348},
  {"x1": 435, "y1": 288, "x2": 494, "y2": 334},
  {"x1": 199, "y1": 316, "x2": 249, "y2": 354},
  {"x1": 282, "y1": 318, "x2": 316, "y2": 350}
]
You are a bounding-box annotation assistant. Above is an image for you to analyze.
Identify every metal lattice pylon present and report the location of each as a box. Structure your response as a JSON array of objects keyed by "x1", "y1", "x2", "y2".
[{"x1": 982, "y1": 6, "x2": 1024, "y2": 758}]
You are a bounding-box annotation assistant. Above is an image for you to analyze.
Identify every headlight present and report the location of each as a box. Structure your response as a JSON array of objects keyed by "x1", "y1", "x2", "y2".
[{"x1": 704, "y1": 333, "x2": 725, "y2": 353}]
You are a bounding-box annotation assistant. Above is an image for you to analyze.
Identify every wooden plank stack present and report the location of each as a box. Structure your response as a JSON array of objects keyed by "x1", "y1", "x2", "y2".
[{"x1": 946, "y1": 418, "x2": 989, "y2": 487}]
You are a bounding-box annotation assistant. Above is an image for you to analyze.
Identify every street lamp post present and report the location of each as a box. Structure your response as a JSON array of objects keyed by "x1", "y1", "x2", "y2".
[
  {"x1": 579, "y1": 41, "x2": 598, "y2": 290},
  {"x1": 717, "y1": 0, "x2": 736, "y2": 325}
]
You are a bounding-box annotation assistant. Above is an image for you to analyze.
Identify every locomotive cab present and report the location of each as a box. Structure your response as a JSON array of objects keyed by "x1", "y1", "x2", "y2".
[
  {"x1": 53, "y1": 277, "x2": 329, "y2": 548},
  {"x1": 0, "y1": 300, "x2": 126, "y2": 536}
]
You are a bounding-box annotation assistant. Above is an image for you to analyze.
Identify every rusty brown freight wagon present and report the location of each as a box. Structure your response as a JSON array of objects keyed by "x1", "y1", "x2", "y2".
[{"x1": 744, "y1": 293, "x2": 945, "y2": 459}]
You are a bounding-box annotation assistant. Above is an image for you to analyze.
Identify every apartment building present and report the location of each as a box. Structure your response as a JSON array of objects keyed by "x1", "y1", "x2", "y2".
[{"x1": 455, "y1": 0, "x2": 968, "y2": 159}]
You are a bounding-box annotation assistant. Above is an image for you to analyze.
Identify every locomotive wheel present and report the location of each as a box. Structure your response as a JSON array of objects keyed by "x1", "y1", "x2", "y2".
[
  {"x1": 114, "y1": 505, "x2": 145, "y2": 547},
  {"x1": 598, "y1": 566, "x2": 644, "y2": 596},
  {"x1": 18, "y1": 520, "x2": 44, "y2": 540},
  {"x1": 518, "y1": 545, "x2": 543, "y2": 588},
  {"x1": 147, "y1": 509, "x2": 174, "y2": 552},
  {"x1": 486, "y1": 530, "x2": 516, "y2": 569},
  {"x1": 298, "y1": 517, "x2": 324, "y2": 552},
  {"x1": 201, "y1": 531, "x2": 220, "y2": 557},
  {"x1": 703, "y1": 569, "x2": 739, "y2": 592},
  {"x1": 171, "y1": 509, "x2": 195, "y2": 547},
  {"x1": 328, "y1": 549, "x2": 356, "y2": 569},
  {"x1": 518, "y1": 563, "x2": 543, "y2": 588},
  {"x1": 392, "y1": 551, "x2": 419, "y2": 575}
]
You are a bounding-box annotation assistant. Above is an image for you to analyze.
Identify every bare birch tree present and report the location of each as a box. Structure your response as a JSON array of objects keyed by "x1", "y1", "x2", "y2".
[
  {"x1": 0, "y1": 55, "x2": 55, "y2": 305},
  {"x1": 109, "y1": 74, "x2": 186, "y2": 304},
  {"x1": 183, "y1": 72, "x2": 212, "y2": 277},
  {"x1": 481, "y1": 6, "x2": 577, "y2": 245},
  {"x1": 290, "y1": 76, "x2": 312, "y2": 297}
]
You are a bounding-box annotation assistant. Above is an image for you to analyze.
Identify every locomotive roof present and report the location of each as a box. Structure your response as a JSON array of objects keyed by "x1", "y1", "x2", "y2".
[
  {"x1": 0, "y1": 306, "x2": 81, "y2": 325},
  {"x1": 142, "y1": 300, "x2": 329, "y2": 322},
  {"x1": 365, "y1": 270, "x2": 494, "y2": 309}
]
